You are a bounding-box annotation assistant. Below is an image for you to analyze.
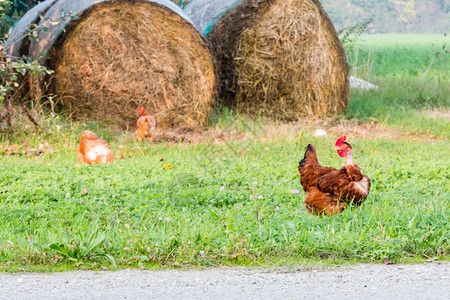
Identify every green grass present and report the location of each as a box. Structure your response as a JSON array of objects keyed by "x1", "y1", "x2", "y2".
[
  {"x1": 348, "y1": 34, "x2": 449, "y2": 78},
  {"x1": 0, "y1": 131, "x2": 449, "y2": 271},
  {"x1": 0, "y1": 34, "x2": 449, "y2": 271},
  {"x1": 346, "y1": 34, "x2": 449, "y2": 138},
  {"x1": 347, "y1": 78, "x2": 449, "y2": 139}
]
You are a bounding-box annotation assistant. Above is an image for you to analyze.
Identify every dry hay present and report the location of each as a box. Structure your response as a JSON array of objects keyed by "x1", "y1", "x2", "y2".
[
  {"x1": 44, "y1": 0, "x2": 215, "y2": 128},
  {"x1": 207, "y1": 0, "x2": 349, "y2": 120}
]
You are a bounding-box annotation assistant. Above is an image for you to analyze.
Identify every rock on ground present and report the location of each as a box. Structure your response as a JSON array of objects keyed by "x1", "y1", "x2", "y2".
[{"x1": 350, "y1": 76, "x2": 379, "y2": 90}]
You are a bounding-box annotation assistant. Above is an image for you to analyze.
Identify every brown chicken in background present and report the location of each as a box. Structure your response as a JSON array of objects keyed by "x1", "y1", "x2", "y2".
[
  {"x1": 77, "y1": 130, "x2": 114, "y2": 165},
  {"x1": 298, "y1": 136, "x2": 371, "y2": 216},
  {"x1": 136, "y1": 106, "x2": 156, "y2": 142}
]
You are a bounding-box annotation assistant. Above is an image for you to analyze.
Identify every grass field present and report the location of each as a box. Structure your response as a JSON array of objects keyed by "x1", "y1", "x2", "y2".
[
  {"x1": 347, "y1": 34, "x2": 449, "y2": 139},
  {"x1": 0, "y1": 34, "x2": 449, "y2": 271},
  {"x1": 348, "y1": 34, "x2": 449, "y2": 78}
]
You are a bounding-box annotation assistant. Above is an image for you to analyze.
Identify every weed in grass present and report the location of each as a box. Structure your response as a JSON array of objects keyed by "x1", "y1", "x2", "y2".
[{"x1": 49, "y1": 224, "x2": 116, "y2": 267}]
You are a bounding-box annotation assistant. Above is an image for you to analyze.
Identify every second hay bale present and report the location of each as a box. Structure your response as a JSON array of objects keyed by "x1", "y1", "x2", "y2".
[{"x1": 186, "y1": 0, "x2": 349, "y2": 119}]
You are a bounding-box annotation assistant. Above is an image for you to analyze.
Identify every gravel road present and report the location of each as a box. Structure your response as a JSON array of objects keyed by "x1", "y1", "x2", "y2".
[{"x1": 1, "y1": 262, "x2": 448, "y2": 299}]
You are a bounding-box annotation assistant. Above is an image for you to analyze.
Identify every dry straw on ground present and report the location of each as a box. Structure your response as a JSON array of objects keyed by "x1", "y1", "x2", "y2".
[
  {"x1": 207, "y1": 0, "x2": 349, "y2": 120},
  {"x1": 8, "y1": 0, "x2": 215, "y2": 128}
]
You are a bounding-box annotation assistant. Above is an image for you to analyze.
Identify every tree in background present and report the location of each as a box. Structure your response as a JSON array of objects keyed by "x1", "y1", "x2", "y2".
[
  {"x1": 0, "y1": 0, "x2": 41, "y2": 36},
  {"x1": 320, "y1": 0, "x2": 449, "y2": 33},
  {"x1": 3, "y1": 1, "x2": 449, "y2": 34}
]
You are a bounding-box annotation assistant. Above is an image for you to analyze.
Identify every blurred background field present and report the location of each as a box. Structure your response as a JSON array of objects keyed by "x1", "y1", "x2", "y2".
[{"x1": 348, "y1": 34, "x2": 448, "y2": 78}]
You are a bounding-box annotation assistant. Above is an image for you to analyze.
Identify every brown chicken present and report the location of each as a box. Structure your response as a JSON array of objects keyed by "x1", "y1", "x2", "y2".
[
  {"x1": 298, "y1": 136, "x2": 370, "y2": 216},
  {"x1": 136, "y1": 106, "x2": 156, "y2": 142},
  {"x1": 77, "y1": 130, "x2": 114, "y2": 165}
]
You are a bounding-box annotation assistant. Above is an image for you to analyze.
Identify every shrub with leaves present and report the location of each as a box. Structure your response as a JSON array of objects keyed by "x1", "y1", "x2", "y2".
[
  {"x1": 338, "y1": 18, "x2": 373, "y2": 52},
  {"x1": 0, "y1": 0, "x2": 58, "y2": 128}
]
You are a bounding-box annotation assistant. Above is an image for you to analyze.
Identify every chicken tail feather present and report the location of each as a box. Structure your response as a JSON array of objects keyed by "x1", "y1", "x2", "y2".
[{"x1": 299, "y1": 144, "x2": 317, "y2": 169}]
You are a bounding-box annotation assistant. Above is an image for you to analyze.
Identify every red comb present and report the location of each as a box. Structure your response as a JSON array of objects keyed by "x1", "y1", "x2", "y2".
[{"x1": 335, "y1": 136, "x2": 347, "y2": 146}]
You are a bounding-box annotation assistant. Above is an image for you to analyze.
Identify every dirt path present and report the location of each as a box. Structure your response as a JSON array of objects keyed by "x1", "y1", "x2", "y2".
[
  {"x1": 1, "y1": 262, "x2": 448, "y2": 299},
  {"x1": 154, "y1": 115, "x2": 447, "y2": 145}
]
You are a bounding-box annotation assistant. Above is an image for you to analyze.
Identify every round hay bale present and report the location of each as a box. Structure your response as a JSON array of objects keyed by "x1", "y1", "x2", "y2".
[
  {"x1": 185, "y1": 0, "x2": 349, "y2": 120},
  {"x1": 6, "y1": 0, "x2": 215, "y2": 128}
]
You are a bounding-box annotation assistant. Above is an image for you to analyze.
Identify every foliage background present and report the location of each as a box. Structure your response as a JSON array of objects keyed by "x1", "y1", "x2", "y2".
[
  {"x1": 320, "y1": 0, "x2": 449, "y2": 33},
  {"x1": 2, "y1": 1, "x2": 449, "y2": 35}
]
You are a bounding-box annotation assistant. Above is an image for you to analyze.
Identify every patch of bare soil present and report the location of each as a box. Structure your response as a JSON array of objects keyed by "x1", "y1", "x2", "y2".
[
  {"x1": 425, "y1": 109, "x2": 450, "y2": 121},
  {"x1": 154, "y1": 117, "x2": 446, "y2": 144},
  {"x1": 296, "y1": 117, "x2": 446, "y2": 142},
  {"x1": 154, "y1": 126, "x2": 249, "y2": 144}
]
